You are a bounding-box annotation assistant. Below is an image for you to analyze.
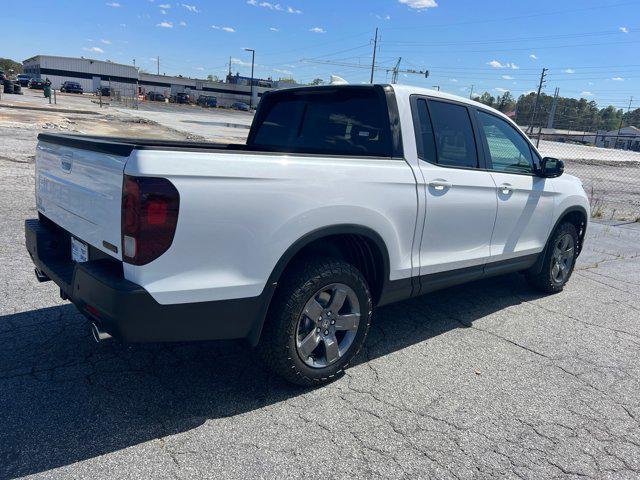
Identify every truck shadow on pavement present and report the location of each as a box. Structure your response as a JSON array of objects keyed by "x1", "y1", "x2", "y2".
[{"x1": 0, "y1": 273, "x2": 538, "y2": 479}]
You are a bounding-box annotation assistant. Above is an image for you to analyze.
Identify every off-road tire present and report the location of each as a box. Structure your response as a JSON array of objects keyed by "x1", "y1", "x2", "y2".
[
  {"x1": 259, "y1": 258, "x2": 373, "y2": 386},
  {"x1": 526, "y1": 222, "x2": 579, "y2": 293}
]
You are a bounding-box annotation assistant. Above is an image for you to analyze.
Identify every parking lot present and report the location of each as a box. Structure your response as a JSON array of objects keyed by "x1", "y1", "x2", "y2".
[{"x1": 2, "y1": 93, "x2": 640, "y2": 479}]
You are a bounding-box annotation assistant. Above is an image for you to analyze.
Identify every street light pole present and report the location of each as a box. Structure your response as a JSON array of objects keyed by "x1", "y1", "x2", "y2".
[{"x1": 244, "y1": 48, "x2": 255, "y2": 110}]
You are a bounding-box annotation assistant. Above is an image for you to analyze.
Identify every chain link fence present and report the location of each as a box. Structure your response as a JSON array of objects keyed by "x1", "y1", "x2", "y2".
[
  {"x1": 109, "y1": 86, "x2": 140, "y2": 109},
  {"x1": 526, "y1": 131, "x2": 640, "y2": 221}
]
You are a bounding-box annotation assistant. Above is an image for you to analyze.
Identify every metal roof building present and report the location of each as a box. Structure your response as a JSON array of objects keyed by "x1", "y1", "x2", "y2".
[{"x1": 23, "y1": 55, "x2": 138, "y2": 93}]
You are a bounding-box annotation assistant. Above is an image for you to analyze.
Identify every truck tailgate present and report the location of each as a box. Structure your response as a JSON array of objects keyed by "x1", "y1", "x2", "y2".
[{"x1": 35, "y1": 137, "x2": 129, "y2": 260}]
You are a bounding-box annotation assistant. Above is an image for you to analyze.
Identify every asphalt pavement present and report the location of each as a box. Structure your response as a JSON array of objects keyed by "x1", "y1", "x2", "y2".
[{"x1": 1, "y1": 101, "x2": 640, "y2": 479}]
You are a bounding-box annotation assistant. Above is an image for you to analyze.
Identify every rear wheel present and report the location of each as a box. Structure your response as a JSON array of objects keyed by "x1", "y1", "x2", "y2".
[
  {"x1": 259, "y1": 258, "x2": 372, "y2": 386},
  {"x1": 526, "y1": 222, "x2": 578, "y2": 293}
]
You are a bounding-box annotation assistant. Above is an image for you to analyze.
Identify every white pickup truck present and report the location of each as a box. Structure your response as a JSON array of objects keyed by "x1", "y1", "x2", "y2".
[{"x1": 26, "y1": 84, "x2": 589, "y2": 385}]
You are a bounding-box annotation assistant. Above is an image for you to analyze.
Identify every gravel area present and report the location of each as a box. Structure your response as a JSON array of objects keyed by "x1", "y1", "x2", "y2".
[{"x1": 1, "y1": 105, "x2": 640, "y2": 480}]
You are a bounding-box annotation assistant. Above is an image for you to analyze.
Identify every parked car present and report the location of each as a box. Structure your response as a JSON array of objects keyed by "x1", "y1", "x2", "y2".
[
  {"x1": 171, "y1": 92, "x2": 190, "y2": 104},
  {"x1": 98, "y1": 86, "x2": 111, "y2": 97},
  {"x1": 0, "y1": 70, "x2": 5, "y2": 81},
  {"x1": 26, "y1": 84, "x2": 589, "y2": 386},
  {"x1": 60, "y1": 81, "x2": 84, "y2": 94},
  {"x1": 29, "y1": 78, "x2": 46, "y2": 90},
  {"x1": 196, "y1": 95, "x2": 217, "y2": 108},
  {"x1": 145, "y1": 92, "x2": 166, "y2": 102},
  {"x1": 16, "y1": 74, "x2": 32, "y2": 87},
  {"x1": 231, "y1": 101, "x2": 250, "y2": 111}
]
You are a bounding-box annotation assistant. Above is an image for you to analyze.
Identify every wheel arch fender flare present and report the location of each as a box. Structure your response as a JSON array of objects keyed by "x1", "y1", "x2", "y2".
[
  {"x1": 529, "y1": 205, "x2": 588, "y2": 275},
  {"x1": 247, "y1": 224, "x2": 392, "y2": 346}
]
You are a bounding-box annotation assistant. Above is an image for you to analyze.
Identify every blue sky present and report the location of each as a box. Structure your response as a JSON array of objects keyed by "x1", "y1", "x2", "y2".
[{"x1": 2, "y1": 0, "x2": 638, "y2": 109}]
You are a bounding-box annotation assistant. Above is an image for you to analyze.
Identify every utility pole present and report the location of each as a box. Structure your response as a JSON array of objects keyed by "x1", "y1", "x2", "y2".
[
  {"x1": 370, "y1": 27, "x2": 378, "y2": 84},
  {"x1": 228, "y1": 56, "x2": 232, "y2": 78},
  {"x1": 244, "y1": 48, "x2": 256, "y2": 110},
  {"x1": 391, "y1": 57, "x2": 401, "y2": 84},
  {"x1": 432, "y1": 85, "x2": 440, "y2": 91},
  {"x1": 547, "y1": 87, "x2": 559, "y2": 129},
  {"x1": 133, "y1": 58, "x2": 136, "y2": 67},
  {"x1": 616, "y1": 96, "x2": 634, "y2": 149},
  {"x1": 157, "y1": 56, "x2": 160, "y2": 76},
  {"x1": 528, "y1": 67, "x2": 547, "y2": 135},
  {"x1": 469, "y1": 84, "x2": 474, "y2": 100}
]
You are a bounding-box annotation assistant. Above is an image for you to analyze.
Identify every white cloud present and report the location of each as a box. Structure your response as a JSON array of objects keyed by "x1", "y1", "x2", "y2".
[
  {"x1": 119, "y1": 23, "x2": 127, "y2": 27},
  {"x1": 494, "y1": 87, "x2": 509, "y2": 93},
  {"x1": 156, "y1": 21, "x2": 173, "y2": 28},
  {"x1": 181, "y1": 3, "x2": 199, "y2": 13},
  {"x1": 620, "y1": 26, "x2": 629, "y2": 33},
  {"x1": 398, "y1": 0, "x2": 438, "y2": 9},
  {"x1": 581, "y1": 91, "x2": 594, "y2": 97},
  {"x1": 106, "y1": 2, "x2": 120, "y2": 6},
  {"x1": 310, "y1": 27, "x2": 326, "y2": 33},
  {"x1": 83, "y1": 46, "x2": 105, "y2": 54},
  {"x1": 563, "y1": 68, "x2": 575, "y2": 74},
  {"x1": 194, "y1": 66, "x2": 205, "y2": 71},
  {"x1": 487, "y1": 60, "x2": 518, "y2": 69},
  {"x1": 611, "y1": 76, "x2": 624, "y2": 81},
  {"x1": 179, "y1": 21, "x2": 187, "y2": 26},
  {"x1": 375, "y1": 14, "x2": 392, "y2": 20},
  {"x1": 247, "y1": 1, "x2": 302, "y2": 14},
  {"x1": 101, "y1": 39, "x2": 112, "y2": 44},
  {"x1": 270, "y1": 27, "x2": 279, "y2": 31},
  {"x1": 529, "y1": 54, "x2": 537, "y2": 60},
  {"x1": 212, "y1": 25, "x2": 235, "y2": 32},
  {"x1": 158, "y1": 3, "x2": 170, "y2": 8},
  {"x1": 231, "y1": 57, "x2": 252, "y2": 67},
  {"x1": 502, "y1": 75, "x2": 514, "y2": 80},
  {"x1": 449, "y1": 78, "x2": 458, "y2": 82},
  {"x1": 274, "y1": 68, "x2": 292, "y2": 74}
]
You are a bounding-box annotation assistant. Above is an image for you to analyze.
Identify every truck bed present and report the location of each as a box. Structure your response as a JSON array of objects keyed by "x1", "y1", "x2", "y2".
[{"x1": 37, "y1": 133, "x2": 254, "y2": 157}]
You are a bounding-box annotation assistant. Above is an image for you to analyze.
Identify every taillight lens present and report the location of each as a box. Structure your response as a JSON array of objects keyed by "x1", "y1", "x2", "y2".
[{"x1": 121, "y1": 175, "x2": 180, "y2": 265}]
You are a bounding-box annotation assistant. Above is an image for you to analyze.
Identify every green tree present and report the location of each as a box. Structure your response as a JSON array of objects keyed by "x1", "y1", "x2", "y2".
[
  {"x1": 0, "y1": 58, "x2": 23, "y2": 75},
  {"x1": 477, "y1": 92, "x2": 495, "y2": 107},
  {"x1": 495, "y1": 91, "x2": 516, "y2": 113},
  {"x1": 207, "y1": 74, "x2": 220, "y2": 82}
]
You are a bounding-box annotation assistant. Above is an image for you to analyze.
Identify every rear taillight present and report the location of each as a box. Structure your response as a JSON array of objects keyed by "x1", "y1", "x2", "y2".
[{"x1": 121, "y1": 175, "x2": 179, "y2": 265}]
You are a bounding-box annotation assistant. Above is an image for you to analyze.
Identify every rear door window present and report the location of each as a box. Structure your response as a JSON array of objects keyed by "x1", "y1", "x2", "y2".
[
  {"x1": 250, "y1": 87, "x2": 392, "y2": 157},
  {"x1": 427, "y1": 100, "x2": 479, "y2": 169}
]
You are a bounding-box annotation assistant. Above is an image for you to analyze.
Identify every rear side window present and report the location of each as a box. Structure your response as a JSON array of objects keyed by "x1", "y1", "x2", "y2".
[
  {"x1": 428, "y1": 100, "x2": 478, "y2": 168},
  {"x1": 250, "y1": 88, "x2": 392, "y2": 157}
]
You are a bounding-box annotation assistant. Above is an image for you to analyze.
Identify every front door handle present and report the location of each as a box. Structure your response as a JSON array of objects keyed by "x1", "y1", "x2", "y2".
[
  {"x1": 429, "y1": 180, "x2": 452, "y2": 191},
  {"x1": 499, "y1": 183, "x2": 513, "y2": 195}
]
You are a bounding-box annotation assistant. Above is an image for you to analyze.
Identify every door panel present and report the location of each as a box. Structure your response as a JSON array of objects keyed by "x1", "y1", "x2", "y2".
[
  {"x1": 420, "y1": 166, "x2": 497, "y2": 274},
  {"x1": 411, "y1": 97, "x2": 498, "y2": 276},
  {"x1": 474, "y1": 109, "x2": 555, "y2": 259},
  {"x1": 489, "y1": 173, "x2": 554, "y2": 258}
]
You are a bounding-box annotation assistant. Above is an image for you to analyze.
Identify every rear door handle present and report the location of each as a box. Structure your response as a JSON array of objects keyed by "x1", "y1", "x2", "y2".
[
  {"x1": 499, "y1": 183, "x2": 513, "y2": 195},
  {"x1": 429, "y1": 180, "x2": 452, "y2": 191}
]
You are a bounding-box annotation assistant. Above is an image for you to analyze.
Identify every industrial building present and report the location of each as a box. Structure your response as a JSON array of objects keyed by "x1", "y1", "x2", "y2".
[{"x1": 22, "y1": 55, "x2": 294, "y2": 107}]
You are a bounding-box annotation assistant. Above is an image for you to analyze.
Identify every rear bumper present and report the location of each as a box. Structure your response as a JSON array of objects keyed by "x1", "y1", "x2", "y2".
[{"x1": 25, "y1": 218, "x2": 272, "y2": 343}]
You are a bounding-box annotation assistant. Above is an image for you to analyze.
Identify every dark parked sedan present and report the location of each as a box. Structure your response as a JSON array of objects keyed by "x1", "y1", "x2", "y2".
[
  {"x1": 60, "y1": 81, "x2": 84, "y2": 94},
  {"x1": 196, "y1": 95, "x2": 218, "y2": 108},
  {"x1": 146, "y1": 91, "x2": 166, "y2": 102},
  {"x1": 231, "y1": 102, "x2": 250, "y2": 111}
]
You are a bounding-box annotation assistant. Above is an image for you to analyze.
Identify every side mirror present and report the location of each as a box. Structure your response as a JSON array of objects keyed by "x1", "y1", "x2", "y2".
[{"x1": 538, "y1": 157, "x2": 564, "y2": 178}]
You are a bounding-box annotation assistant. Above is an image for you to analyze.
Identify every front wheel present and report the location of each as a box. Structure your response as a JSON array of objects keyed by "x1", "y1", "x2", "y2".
[
  {"x1": 259, "y1": 258, "x2": 372, "y2": 386},
  {"x1": 526, "y1": 222, "x2": 578, "y2": 293}
]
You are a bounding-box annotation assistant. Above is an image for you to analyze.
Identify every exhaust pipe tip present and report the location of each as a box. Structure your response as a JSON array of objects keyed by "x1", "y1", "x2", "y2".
[{"x1": 91, "y1": 323, "x2": 112, "y2": 343}]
